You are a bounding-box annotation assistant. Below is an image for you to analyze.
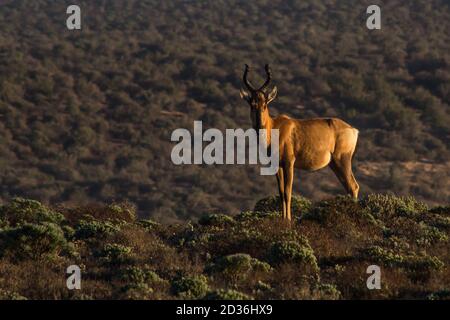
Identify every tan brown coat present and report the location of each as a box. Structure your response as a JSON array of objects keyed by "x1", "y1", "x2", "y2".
[{"x1": 240, "y1": 65, "x2": 359, "y2": 220}]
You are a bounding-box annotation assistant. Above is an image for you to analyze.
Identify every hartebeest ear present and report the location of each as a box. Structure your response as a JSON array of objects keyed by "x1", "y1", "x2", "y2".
[
  {"x1": 267, "y1": 86, "x2": 277, "y2": 104},
  {"x1": 240, "y1": 88, "x2": 251, "y2": 102}
]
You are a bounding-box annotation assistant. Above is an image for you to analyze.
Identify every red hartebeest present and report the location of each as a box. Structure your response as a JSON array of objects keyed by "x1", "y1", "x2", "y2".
[{"x1": 240, "y1": 64, "x2": 360, "y2": 221}]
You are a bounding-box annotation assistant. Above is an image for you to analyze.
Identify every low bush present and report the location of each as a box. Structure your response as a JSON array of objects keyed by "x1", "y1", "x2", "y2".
[
  {"x1": 427, "y1": 290, "x2": 450, "y2": 300},
  {"x1": 254, "y1": 195, "x2": 311, "y2": 216},
  {"x1": 138, "y1": 219, "x2": 160, "y2": 231},
  {"x1": 121, "y1": 265, "x2": 165, "y2": 285},
  {"x1": 360, "y1": 194, "x2": 428, "y2": 218},
  {"x1": 121, "y1": 283, "x2": 154, "y2": 300},
  {"x1": 428, "y1": 206, "x2": 450, "y2": 216},
  {"x1": 0, "y1": 289, "x2": 27, "y2": 300},
  {"x1": 268, "y1": 239, "x2": 319, "y2": 273},
  {"x1": 171, "y1": 275, "x2": 209, "y2": 299},
  {"x1": 0, "y1": 198, "x2": 65, "y2": 227},
  {"x1": 0, "y1": 222, "x2": 74, "y2": 260},
  {"x1": 74, "y1": 220, "x2": 121, "y2": 239},
  {"x1": 106, "y1": 204, "x2": 136, "y2": 223},
  {"x1": 206, "y1": 253, "x2": 271, "y2": 282},
  {"x1": 98, "y1": 243, "x2": 133, "y2": 265},
  {"x1": 198, "y1": 214, "x2": 235, "y2": 227},
  {"x1": 235, "y1": 210, "x2": 281, "y2": 221},
  {"x1": 362, "y1": 246, "x2": 444, "y2": 272},
  {"x1": 0, "y1": 195, "x2": 448, "y2": 299},
  {"x1": 205, "y1": 289, "x2": 252, "y2": 300},
  {"x1": 313, "y1": 283, "x2": 341, "y2": 300}
]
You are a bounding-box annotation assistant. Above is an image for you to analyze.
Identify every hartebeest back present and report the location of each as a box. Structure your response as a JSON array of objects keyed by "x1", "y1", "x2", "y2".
[{"x1": 240, "y1": 64, "x2": 359, "y2": 221}]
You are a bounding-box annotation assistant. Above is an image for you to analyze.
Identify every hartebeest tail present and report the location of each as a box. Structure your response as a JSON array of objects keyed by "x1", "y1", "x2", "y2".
[{"x1": 240, "y1": 64, "x2": 359, "y2": 221}]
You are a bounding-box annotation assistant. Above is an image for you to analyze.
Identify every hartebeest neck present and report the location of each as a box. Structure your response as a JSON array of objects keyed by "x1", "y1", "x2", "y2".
[{"x1": 255, "y1": 108, "x2": 274, "y2": 147}]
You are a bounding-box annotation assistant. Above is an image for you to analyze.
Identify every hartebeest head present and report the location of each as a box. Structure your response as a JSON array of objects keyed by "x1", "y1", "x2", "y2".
[{"x1": 240, "y1": 64, "x2": 278, "y2": 130}]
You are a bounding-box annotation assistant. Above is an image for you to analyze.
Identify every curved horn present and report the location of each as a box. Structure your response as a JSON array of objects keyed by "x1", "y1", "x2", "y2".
[
  {"x1": 259, "y1": 64, "x2": 272, "y2": 91},
  {"x1": 243, "y1": 64, "x2": 255, "y2": 92}
]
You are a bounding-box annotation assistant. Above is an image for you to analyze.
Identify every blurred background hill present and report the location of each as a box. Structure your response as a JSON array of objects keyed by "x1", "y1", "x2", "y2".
[{"x1": 0, "y1": 0, "x2": 449, "y2": 222}]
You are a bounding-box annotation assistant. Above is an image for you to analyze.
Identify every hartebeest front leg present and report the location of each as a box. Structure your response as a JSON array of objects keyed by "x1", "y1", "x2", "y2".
[
  {"x1": 276, "y1": 167, "x2": 286, "y2": 218},
  {"x1": 283, "y1": 161, "x2": 295, "y2": 221}
]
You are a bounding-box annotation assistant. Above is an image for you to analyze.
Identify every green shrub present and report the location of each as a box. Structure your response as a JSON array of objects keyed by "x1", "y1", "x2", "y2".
[
  {"x1": 361, "y1": 194, "x2": 428, "y2": 218},
  {"x1": 416, "y1": 224, "x2": 448, "y2": 245},
  {"x1": 0, "y1": 217, "x2": 7, "y2": 228},
  {"x1": 62, "y1": 225, "x2": 75, "y2": 239},
  {"x1": 205, "y1": 289, "x2": 252, "y2": 300},
  {"x1": 382, "y1": 236, "x2": 411, "y2": 252},
  {"x1": 206, "y1": 253, "x2": 272, "y2": 282},
  {"x1": 363, "y1": 246, "x2": 444, "y2": 271},
  {"x1": 255, "y1": 281, "x2": 272, "y2": 292},
  {"x1": 406, "y1": 255, "x2": 445, "y2": 271},
  {"x1": 362, "y1": 246, "x2": 405, "y2": 266},
  {"x1": 302, "y1": 196, "x2": 364, "y2": 223},
  {"x1": 0, "y1": 222, "x2": 74, "y2": 260},
  {"x1": 171, "y1": 275, "x2": 209, "y2": 299},
  {"x1": 0, "y1": 198, "x2": 65, "y2": 227},
  {"x1": 121, "y1": 265, "x2": 165, "y2": 285},
  {"x1": 254, "y1": 195, "x2": 311, "y2": 216},
  {"x1": 107, "y1": 203, "x2": 136, "y2": 223},
  {"x1": 74, "y1": 220, "x2": 121, "y2": 239},
  {"x1": 121, "y1": 283, "x2": 154, "y2": 300},
  {"x1": 0, "y1": 289, "x2": 27, "y2": 300},
  {"x1": 182, "y1": 231, "x2": 214, "y2": 248},
  {"x1": 424, "y1": 213, "x2": 450, "y2": 229},
  {"x1": 314, "y1": 283, "x2": 341, "y2": 300},
  {"x1": 235, "y1": 210, "x2": 281, "y2": 221},
  {"x1": 198, "y1": 214, "x2": 235, "y2": 226},
  {"x1": 120, "y1": 266, "x2": 168, "y2": 299},
  {"x1": 429, "y1": 206, "x2": 450, "y2": 216},
  {"x1": 268, "y1": 240, "x2": 319, "y2": 272},
  {"x1": 427, "y1": 290, "x2": 450, "y2": 300},
  {"x1": 138, "y1": 219, "x2": 160, "y2": 231},
  {"x1": 98, "y1": 243, "x2": 133, "y2": 265},
  {"x1": 70, "y1": 293, "x2": 95, "y2": 300}
]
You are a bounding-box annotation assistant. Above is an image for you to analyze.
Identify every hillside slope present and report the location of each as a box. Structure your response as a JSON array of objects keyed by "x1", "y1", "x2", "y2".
[
  {"x1": 0, "y1": 194, "x2": 448, "y2": 299},
  {"x1": 0, "y1": 0, "x2": 449, "y2": 220}
]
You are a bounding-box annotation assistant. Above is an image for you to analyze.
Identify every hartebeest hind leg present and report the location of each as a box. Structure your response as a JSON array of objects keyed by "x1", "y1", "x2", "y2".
[
  {"x1": 276, "y1": 167, "x2": 286, "y2": 218},
  {"x1": 329, "y1": 153, "x2": 359, "y2": 199}
]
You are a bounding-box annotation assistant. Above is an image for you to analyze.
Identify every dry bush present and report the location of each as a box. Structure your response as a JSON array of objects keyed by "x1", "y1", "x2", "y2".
[{"x1": 0, "y1": 195, "x2": 448, "y2": 300}]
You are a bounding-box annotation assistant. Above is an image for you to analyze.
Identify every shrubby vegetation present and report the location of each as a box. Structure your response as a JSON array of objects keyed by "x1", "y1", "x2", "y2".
[
  {"x1": 0, "y1": 0, "x2": 449, "y2": 221},
  {"x1": 171, "y1": 275, "x2": 209, "y2": 299},
  {"x1": 0, "y1": 195, "x2": 448, "y2": 299}
]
